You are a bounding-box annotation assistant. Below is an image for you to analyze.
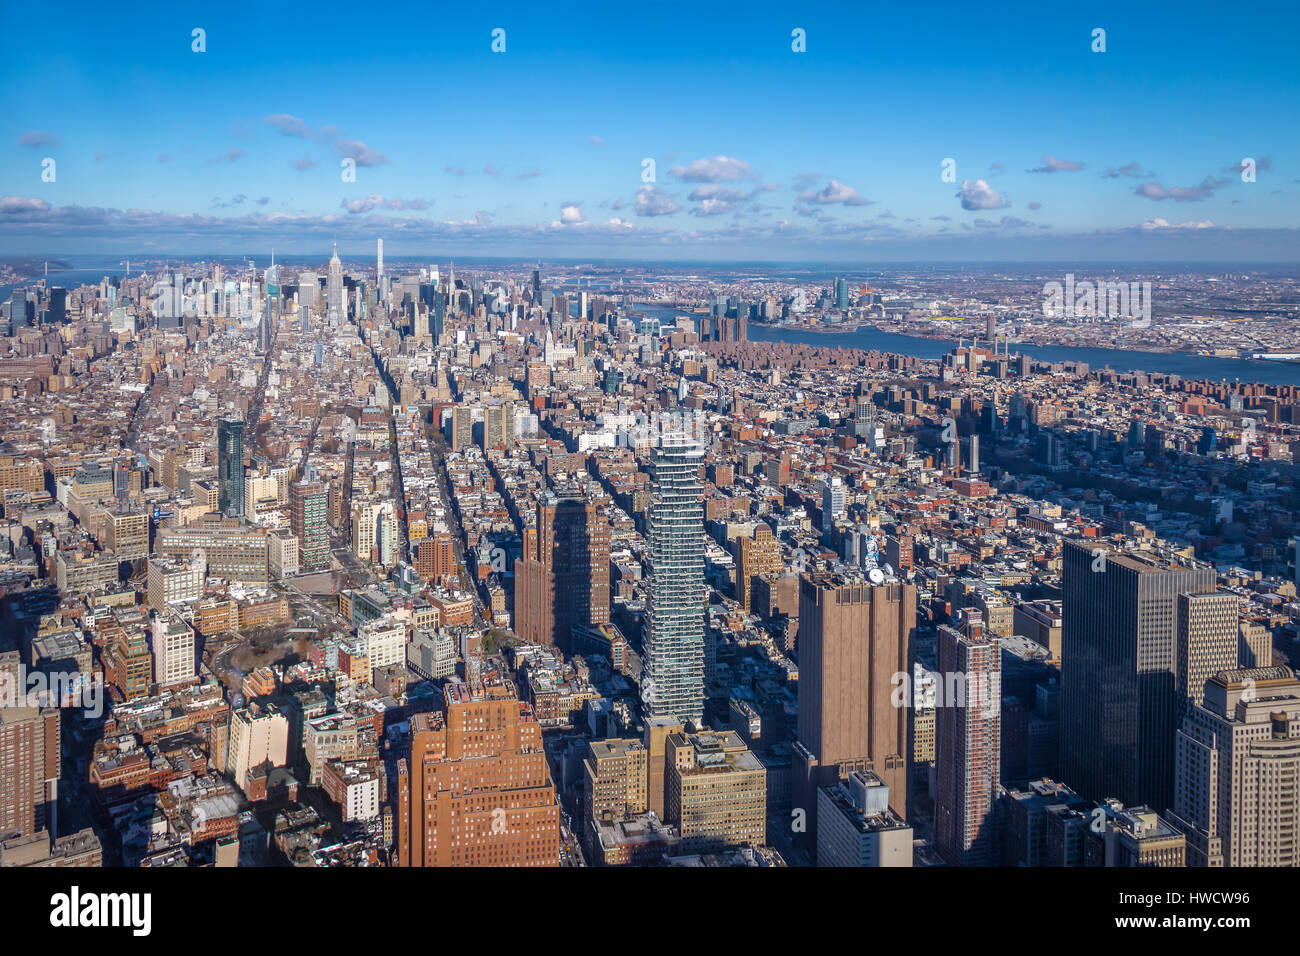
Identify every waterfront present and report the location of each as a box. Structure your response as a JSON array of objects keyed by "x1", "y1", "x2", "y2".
[{"x1": 635, "y1": 305, "x2": 1300, "y2": 387}]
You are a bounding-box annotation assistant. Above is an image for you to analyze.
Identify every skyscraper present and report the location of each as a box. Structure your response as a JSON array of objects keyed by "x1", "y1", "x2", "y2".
[
  {"x1": 934, "y1": 610, "x2": 1001, "y2": 866},
  {"x1": 217, "y1": 417, "x2": 245, "y2": 516},
  {"x1": 794, "y1": 572, "x2": 915, "y2": 847},
  {"x1": 1169, "y1": 666, "x2": 1300, "y2": 866},
  {"x1": 1061, "y1": 539, "x2": 1217, "y2": 812},
  {"x1": 642, "y1": 431, "x2": 706, "y2": 727},
  {"x1": 327, "y1": 243, "x2": 344, "y2": 325},
  {"x1": 515, "y1": 490, "x2": 610, "y2": 654},
  {"x1": 376, "y1": 237, "x2": 383, "y2": 278}
]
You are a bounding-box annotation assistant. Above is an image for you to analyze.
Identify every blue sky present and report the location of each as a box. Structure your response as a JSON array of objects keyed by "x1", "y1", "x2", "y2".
[{"x1": 2, "y1": 0, "x2": 1298, "y2": 260}]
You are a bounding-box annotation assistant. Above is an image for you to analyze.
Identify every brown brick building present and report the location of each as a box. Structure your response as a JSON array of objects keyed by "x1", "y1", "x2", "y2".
[{"x1": 397, "y1": 680, "x2": 559, "y2": 867}]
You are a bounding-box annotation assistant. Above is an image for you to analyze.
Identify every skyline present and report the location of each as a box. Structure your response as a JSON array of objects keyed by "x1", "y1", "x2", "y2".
[{"x1": 2, "y1": 0, "x2": 1299, "y2": 260}]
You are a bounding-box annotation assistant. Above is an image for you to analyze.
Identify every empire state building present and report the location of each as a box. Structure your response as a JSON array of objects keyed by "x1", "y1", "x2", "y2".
[{"x1": 327, "y1": 242, "x2": 344, "y2": 325}]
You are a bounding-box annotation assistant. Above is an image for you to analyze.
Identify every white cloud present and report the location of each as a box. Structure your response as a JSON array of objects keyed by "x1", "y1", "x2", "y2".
[{"x1": 958, "y1": 179, "x2": 1009, "y2": 210}]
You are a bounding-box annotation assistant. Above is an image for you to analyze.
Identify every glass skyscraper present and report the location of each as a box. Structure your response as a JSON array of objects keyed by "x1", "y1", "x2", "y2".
[
  {"x1": 642, "y1": 428, "x2": 706, "y2": 727},
  {"x1": 217, "y1": 417, "x2": 245, "y2": 516}
]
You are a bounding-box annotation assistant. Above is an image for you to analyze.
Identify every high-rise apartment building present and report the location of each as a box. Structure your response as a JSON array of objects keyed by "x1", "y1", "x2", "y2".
[
  {"x1": 397, "y1": 680, "x2": 559, "y2": 867},
  {"x1": 0, "y1": 654, "x2": 60, "y2": 839},
  {"x1": 217, "y1": 417, "x2": 245, "y2": 517},
  {"x1": 481, "y1": 401, "x2": 514, "y2": 451},
  {"x1": 1169, "y1": 666, "x2": 1300, "y2": 867},
  {"x1": 1061, "y1": 539, "x2": 1217, "y2": 812},
  {"x1": 934, "y1": 611, "x2": 1001, "y2": 866},
  {"x1": 642, "y1": 436, "x2": 706, "y2": 727},
  {"x1": 291, "y1": 480, "x2": 330, "y2": 573},
  {"x1": 794, "y1": 572, "x2": 914, "y2": 844},
  {"x1": 515, "y1": 491, "x2": 610, "y2": 654}
]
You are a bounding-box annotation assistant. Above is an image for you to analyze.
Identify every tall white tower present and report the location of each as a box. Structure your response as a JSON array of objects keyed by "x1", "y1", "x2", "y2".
[{"x1": 327, "y1": 243, "x2": 344, "y2": 325}]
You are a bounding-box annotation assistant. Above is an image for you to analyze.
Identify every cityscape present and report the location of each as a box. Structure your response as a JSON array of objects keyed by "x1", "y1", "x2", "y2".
[{"x1": 1, "y1": 0, "x2": 1297, "y2": 935}]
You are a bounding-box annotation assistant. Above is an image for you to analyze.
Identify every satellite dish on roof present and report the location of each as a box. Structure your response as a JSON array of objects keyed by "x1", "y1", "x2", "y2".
[{"x1": 868, "y1": 567, "x2": 886, "y2": 585}]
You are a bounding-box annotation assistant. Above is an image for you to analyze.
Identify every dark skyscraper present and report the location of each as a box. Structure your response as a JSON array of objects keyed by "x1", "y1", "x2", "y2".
[
  {"x1": 1060, "y1": 539, "x2": 1217, "y2": 812},
  {"x1": 515, "y1": 490, "x2": 610, "y2": 654},
  {"x1": 217, "y1": 418, "x2": 245, "y2": 516},
  {"x1": 794, "y1": 572, "x2": 915, "y2": 850}
]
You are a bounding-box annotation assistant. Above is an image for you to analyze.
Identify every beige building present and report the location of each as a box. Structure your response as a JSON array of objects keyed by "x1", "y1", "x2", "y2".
[
  {"x1": 585, "y1": 738, "x2": 648, "y2": 822},
  {"x1": 152, "y1": 610, "x2": 196, "y2": 687},
  {"x1": 666, "y1": 730, "x2": 766, "y2": 850},
  {"x1": 1169, "y1": 666, "x2": 1300, "y2": 866},
  {"x1": 816, "y1": 771, "x2": 913, "y2": 867},
  {"x1": 147, "y1": 556, "x2": 204, "y2": 612},
  {"x1": 227, "y1": 703, "x2": 289, "y2": 793}
]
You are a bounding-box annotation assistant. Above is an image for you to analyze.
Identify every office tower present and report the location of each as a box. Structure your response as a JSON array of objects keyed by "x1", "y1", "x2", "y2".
[
  {"x1": 1061, "y1": 539, "x2": 1216, "y2": 812},
  {"x1": 961, "y1": 433, "x2": 980, "y2": 475},
  {"x1": 641, "y1": 434, "x2": 706, "y2": 727},
  {"x1": 1169, "y1": 666, "x2": 1300, "y2": 866},
  {"x1": 934, "y1": 611, "x2": 1001, "y2": 866},
  {"x1": 665, "y1": 730, "x2": 766, "y2": 850},
  {"x1": 327, "y1": 243, "x2": 344, "y2": 324},
  {"x1": 515, "y1": 491, "x2": 610, "y2": 654},
  {"x1": 834, "y1": 276, "x2": 849, "y2": 310},
  {"x1": 1176, "y1": 591, "x2": 1238, "y2": 708},
  {"x1": 216, "y1": 417, "x2": 245, "y2": 516},
  {"x1": 1239, "y1": 618, "x2": 1271, "y2": 668},
  {"x1": 816, "y1": 771, "x2": 913, "y2": 867},
  {"x1": 376, "y1": 237, "x2": 383, "y2": 278},
  {"x1": 794, "y1": 572, "x2": 915, "y2": 845},
  {"x1": 291, "y1": 480, "x2": 330, "y2": 572},
  {"x1": 48, "y1": 286, "x2": 66, "y2": 324},
  {"x1": 151, "y1": 611, "x2": 196, "y2": 687},
  {"x1": 735, "y1": 524, "x2": 782, "y2": 612},
  {"x1": 986, "y1": 314, "x2": 996, "y2": 342},
  {"x1": 397, "y1": 680, "x2": 560, "y2": 867},
  {"x1": 9, "y1": 288, "x2": 27, "y2": 329},
  {"x1": 0, "y1": 654, "x2": 60, "y2": 838}
]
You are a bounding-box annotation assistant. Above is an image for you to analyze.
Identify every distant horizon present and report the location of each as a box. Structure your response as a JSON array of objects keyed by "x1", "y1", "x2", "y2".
[{"x1": 9, "y1": 252, "x2": 1300, "y2": 271}]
